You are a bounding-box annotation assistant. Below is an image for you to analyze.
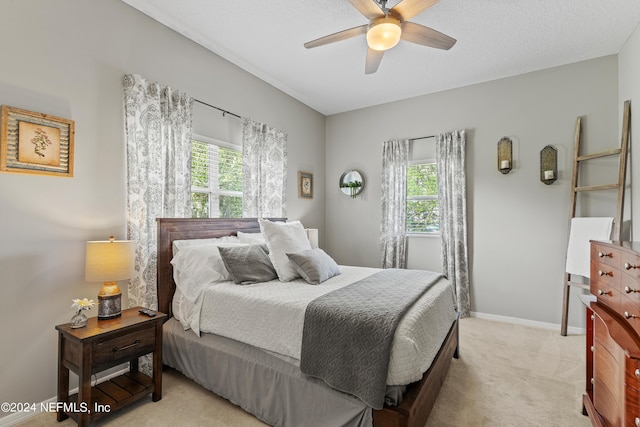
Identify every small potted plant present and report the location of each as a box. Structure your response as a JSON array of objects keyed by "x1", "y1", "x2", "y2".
[
  {"x1": 340, "y1": 180, "x2": 362, "y2": 198},
  {"x1": 70, "y1": 298, "x2": 95, "y2": 328}
]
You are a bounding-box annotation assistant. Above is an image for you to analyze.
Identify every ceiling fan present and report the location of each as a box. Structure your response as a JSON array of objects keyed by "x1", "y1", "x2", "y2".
[{"x1": 304, "y1": 0, "x2": 456, "y2": 74}]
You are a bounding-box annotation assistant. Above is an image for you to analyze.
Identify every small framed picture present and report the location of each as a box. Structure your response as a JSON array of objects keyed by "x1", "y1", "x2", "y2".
[
  {"x1": 0, "y1": 105, "x2": 75, "y2": 177},
  {"x1": 298, "y1": 171, "x2": 313, "y2": 199}
]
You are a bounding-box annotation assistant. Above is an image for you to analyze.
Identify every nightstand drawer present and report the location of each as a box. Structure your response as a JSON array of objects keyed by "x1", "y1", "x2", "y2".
[{"x1": 93, "y1": 326, "x2": 155, "y2": 369}]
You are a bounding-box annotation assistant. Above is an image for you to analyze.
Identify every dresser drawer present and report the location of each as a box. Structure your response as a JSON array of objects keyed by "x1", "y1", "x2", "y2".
[
  {"x1": 625, "y1": 358, "x2": 640, "y2": 392},
  {"x1": 622, "y1": 251, "x2": 640, "y2": 281},
  {"x1": 594, "y1": 339, "x2": 622, "y2": 426},
  {"x1": 92, "y1": 325, "x2": 156, "y2": 370},
  {"x1": 621, "y1": 296, "x2": 640, "y2": 339},
  {"x1": 593, "y1": 244, "x2": 622, "y2": 269},
  {"x1": 592, "y1": 268, "x2": 622, "y2": 313},
  {"x1": 625, "y1": 383, "x2": 640, "y2": 427}
]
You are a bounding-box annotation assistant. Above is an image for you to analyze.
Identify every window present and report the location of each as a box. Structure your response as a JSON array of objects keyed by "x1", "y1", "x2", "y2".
[
  {"x1": 191, "y1": 135, "x2": 243, "y2": 218},
  {"x1": 406, "y1": 160, "x2": 439, "y2": 234}
]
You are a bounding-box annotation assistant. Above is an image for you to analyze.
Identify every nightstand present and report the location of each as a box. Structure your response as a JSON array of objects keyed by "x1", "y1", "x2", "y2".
[{"x1": 55, "y1": 307, "x2": 166, "y2": 426}]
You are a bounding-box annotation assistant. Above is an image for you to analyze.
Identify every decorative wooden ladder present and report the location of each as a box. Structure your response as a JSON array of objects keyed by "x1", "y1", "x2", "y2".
[{"x1": 560, "y1": 100, "x2": 631, "y2": 336}]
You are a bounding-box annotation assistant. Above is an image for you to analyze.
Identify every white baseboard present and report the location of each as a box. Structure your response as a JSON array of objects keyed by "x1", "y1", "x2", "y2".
[
  {"x1": 470, "y1": 311, "x2": 586, "y2": 335},
  {"x1": 0, "y1": 367, "x2": 129, "y2": 427}
]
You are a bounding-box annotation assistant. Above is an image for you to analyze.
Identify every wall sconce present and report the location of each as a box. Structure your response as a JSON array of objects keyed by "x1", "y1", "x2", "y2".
[
  {"x1": 540, "y1": 145, "x2": 558, "y2": 185},
  {"x1": 497, "y1": 137, "x2": 513, "y2": 174}
]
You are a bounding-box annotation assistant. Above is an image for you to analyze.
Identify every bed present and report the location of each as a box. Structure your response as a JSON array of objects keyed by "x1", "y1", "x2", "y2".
[{"x1": 156, "y1": 217, "x2": 459, "y2": 427}]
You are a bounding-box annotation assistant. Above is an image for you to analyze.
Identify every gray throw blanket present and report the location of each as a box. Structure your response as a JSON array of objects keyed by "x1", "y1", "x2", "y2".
[{"x1": 300, "y1": 269, "x2": 442, "y2": 409}]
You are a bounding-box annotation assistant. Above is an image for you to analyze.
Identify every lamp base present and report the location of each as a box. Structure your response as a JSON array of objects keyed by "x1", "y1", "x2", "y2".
[{"x1": 98, "y1": 294, "x2": 121, "y2": 319}]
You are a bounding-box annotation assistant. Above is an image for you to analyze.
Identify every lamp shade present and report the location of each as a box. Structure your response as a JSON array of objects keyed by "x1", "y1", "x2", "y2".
[
  {"x1": 305, "y1": 228, "x2": 319, "y2": 249},
  {"x1": 85, "y1": 237, "x2": 135, "y2": 283}
]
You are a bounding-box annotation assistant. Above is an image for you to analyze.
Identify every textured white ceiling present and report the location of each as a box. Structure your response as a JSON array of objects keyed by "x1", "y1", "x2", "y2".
[{"x1": 122, "y1": 0, "x2": 640, "y2": 115}]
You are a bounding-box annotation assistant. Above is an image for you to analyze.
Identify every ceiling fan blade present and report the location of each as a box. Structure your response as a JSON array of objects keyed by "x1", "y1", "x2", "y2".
[
  {"x1": 304, "y1": 25, "x2": 368, "y2": 49},
  {"x1": 365, "y1": 48, "x2": 384, "y2": 74},
  {"x1": 401, "y1": 21, "x2": 456, "y2": 50},
  {"x1": 348, "y1": 0, "x2": 384, "y2": 20},
  {"x1": 390, "y1": 0, "x2": 439, "y2": 21}
]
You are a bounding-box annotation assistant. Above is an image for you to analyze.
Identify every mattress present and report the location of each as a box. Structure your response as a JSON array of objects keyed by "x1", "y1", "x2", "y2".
[{"x1": 173, "y1": 265, "x2": 457, "y2": 386}]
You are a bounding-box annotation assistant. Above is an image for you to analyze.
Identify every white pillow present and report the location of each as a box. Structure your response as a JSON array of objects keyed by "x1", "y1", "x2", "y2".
[
  {"x1": 172, "y1": 235, "x2": 239, "y2": 255},
  {"x1": 237, "y1": 231, "x2": 265, "y2": 244},
  {"x1": 259, "y1": 219, "x2": 311, "y2": 281},
  {"x1": 170, "y1": 242, "x2": 245, "y2": 303}
]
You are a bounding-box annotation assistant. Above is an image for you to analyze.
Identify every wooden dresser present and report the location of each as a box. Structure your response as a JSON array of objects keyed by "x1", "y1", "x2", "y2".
[{"x1": 586, "y1": 241, "x2": 640, "y2": 427}]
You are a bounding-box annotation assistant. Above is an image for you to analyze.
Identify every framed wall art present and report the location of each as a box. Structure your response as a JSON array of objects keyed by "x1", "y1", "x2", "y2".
[
  {"x1": 298, "y1": 171, "x2": 313, "y2": 199},
  {"x1": 0, "y1": 106, "x2": 75, "y2": 177}
]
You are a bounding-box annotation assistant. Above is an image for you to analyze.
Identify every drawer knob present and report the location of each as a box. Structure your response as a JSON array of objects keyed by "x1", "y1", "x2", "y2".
[
  {"x1": 598, "y1": 270, "x2": 613, "y2": 277},
  {"x1": 591, "y1": 377, "x2": 594, "y2": 385},
  {"x1": 598, "y1": 289, "x2": 612, "y2": 296},
  {"x1": 599, "y1": 251, "x2": 612, "y2": 258},
  {"x1": 112, "y1": 339, "x2": 141, "y2": 353},
  {"x1": 591, "y1": 314, "x2": 595, "y2": 321},
  {"x1": 636, "y1": 417, "x2": 640, "y2": 427},
  {"x1": 624, "y1": 311, "x2": 637, "y2": 319},
  {"x1": 625, "y1": 286, "x2": 640, "y2": 294},
  {"x1": 635, "y1": 369, "x2": 640, "y2": 378},
  {"x1": 625, "y1": 262, "x2": 639, "y2": 270},
  {"x1": 590, "y1": 345, "x2": 595, "y2": 352}
]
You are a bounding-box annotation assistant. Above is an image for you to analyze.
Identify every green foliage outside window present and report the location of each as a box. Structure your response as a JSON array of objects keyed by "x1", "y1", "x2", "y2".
[
  {"x1": 406, "y1": 163, "x2": 440, "y2": 233},
  {"x1": 191, "y1": 140, "x2": 242, "y2": 218}
]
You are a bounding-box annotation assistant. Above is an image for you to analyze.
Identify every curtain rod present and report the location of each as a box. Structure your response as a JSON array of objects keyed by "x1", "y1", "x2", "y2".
[
  {"x1": 410, "y1": 135, "x2": 435, "y2": 141},
  {"x1": 194, "y1": 99, "x2": 241, "y2": 119}
]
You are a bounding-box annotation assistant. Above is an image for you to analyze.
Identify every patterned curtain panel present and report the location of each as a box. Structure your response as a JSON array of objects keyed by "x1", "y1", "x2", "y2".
[
  {"x1": 242, "y1": 118, "x2": 288, "y2": 217},
  {"x1": 436, "y1": 130, "x2": 470, "y2": 317},
  {"x1": 380, "y1": 139, "x2": 409, "y2": 268},
  {"x1": 123, "y1": 74, "x2": 193, "y2": 310}
]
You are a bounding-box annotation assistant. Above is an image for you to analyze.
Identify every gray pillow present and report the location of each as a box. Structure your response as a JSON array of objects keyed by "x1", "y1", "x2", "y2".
[
  {"x1": 286, "y1": 248, "x2": 341, "y2": 285},
  {"x1": 218, "y1": 244, "x2": 277, "y2": 285}
]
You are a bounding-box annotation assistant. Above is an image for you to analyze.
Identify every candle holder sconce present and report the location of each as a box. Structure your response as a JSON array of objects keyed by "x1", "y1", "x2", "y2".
[
  {"x1": 540, "y1": 145, "x2": 558, "y2": 185},
  {"x1": 497, "y1": 137, "x2": 513, "y2": 174}
]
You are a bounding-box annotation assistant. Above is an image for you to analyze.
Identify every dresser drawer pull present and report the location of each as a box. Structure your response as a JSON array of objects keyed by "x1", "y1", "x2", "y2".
[
  {"x1": 591, "y1": 377, "x2": 594, "y2": 385},
  {"x1": 624, "y1": 311, "x2": 637, "y2": 319},
  {"x1": 590, "y1": 345, "x2": 594, "y2": 352},
  {"x1": 591, "y1": 314, "x2": 595, "y2": 321},
  {"x1": 597, "y1": 289, "x2": 612, "y2": 296},
  {"x1": 636, "y1": 417, "x2": 640, "y2": 427},
  {"x1": 625, "y1": 286, "x2": 640, "y2": 294},
  {"x1": 625, "y1": 262, "x2": 639, "y2": 270},
  {"x1": 112, "y1": 340, "x2": 141, "y2": 353},
  {"x1": 598, "y1": 270, "x2": 613, "y2": 277},
  {"x1": 636, "y1": 369, "x2": 640, "y2": 378},
  {"x1": 598, "y1": 251, "x2": 613, "y2": 258}
]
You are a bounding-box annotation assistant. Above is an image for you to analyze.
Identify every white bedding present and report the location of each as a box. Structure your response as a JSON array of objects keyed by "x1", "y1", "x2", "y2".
[{"x1": 173, "y1": 265, "x2": 457, "y2": 386}]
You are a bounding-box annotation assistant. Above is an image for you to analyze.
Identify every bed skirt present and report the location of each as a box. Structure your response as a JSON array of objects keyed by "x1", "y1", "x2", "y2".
[{"x1": 163, "y1": 318, "x2": 373, "y2": 427}]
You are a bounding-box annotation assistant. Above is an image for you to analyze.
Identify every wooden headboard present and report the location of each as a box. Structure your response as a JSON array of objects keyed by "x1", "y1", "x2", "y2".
[{"x1": 156, "y1": 217, "x2": 285, "y2": 319}]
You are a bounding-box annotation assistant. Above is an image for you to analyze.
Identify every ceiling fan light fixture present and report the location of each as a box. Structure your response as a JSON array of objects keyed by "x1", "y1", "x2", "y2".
[{"x1": 366, "y1": 16, "x2": 401, "y2": 51}]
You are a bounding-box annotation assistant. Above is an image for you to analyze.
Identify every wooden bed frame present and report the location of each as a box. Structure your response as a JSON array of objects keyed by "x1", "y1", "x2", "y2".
[{"x1": 156, "y1": 217, "x2": 459, "y2": 427}]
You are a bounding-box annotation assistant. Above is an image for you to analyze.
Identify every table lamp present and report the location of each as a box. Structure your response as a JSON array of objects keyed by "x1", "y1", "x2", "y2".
[
  {"x1": 85, "y1": 236, "x2": 135, "y2": 319},
  {"x1": 305, "y1": 228, "x2": 319, "y2": 249}
]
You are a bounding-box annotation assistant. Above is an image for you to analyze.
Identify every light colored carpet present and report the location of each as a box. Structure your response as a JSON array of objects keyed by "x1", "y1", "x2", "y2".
[{"x1": 18, "y1": 317, "x2": 591, "y2": 427}]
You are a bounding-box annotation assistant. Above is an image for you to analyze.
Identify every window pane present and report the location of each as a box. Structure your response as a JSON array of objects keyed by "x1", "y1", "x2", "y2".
[
  {"x1": 406, "y1": 199, "x2": 440, "y2": 233},
  {"x1": 219, "y1": 195, "x2": 242, "y2": 218},
  {"x1": 191, "y1": 192, "x2": 209, "y2": 218},
  {"x1": 407, "y1": 163, "x2": 438, "y2": 197},
  {"x1": 191, "y1": 141, "x2": 209, "y2": 187},
  {"x1": 219, "y1": 147, "x2": 243, "y2": 192}
]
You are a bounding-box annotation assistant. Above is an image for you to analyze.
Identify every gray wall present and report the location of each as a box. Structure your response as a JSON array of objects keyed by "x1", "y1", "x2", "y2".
[
  {"x1": 0, "y1": 0, "x2": 325, "y2": 413},
  {"x1": 619, "y1": 22, "x2": 640, "y2": 238},
  {"x1": 325, "y1": 56, "x2": 621, "y2": 328}
]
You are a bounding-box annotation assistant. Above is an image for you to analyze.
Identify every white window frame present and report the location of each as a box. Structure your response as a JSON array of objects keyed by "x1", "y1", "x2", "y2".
[
  {"x1": 191, "y1": 133, "x2": 242, "y2": 218},
  {"x1": 406, "y1": 158, "x2": 440, "y2": 237}
]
